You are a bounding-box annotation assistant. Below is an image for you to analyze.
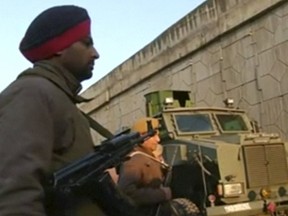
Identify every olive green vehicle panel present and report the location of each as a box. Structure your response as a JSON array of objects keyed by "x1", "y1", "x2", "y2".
[{"x1": 145, "y1": 90, "x2": 288, "y2": 215}]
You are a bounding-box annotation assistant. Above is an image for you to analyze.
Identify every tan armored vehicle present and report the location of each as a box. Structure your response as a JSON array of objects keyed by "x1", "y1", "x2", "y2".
[{"x1": 145, "y1": 90, "x2": 288, "y2": 216}]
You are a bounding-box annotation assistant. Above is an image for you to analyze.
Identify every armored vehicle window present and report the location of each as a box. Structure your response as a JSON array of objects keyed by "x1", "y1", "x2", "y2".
[
  {"x1": 216, "y1": 114, "x2": 248, "y2": 131},
  {"x1": 174, "y1": 114, "x2": 213, "y2": 132}
]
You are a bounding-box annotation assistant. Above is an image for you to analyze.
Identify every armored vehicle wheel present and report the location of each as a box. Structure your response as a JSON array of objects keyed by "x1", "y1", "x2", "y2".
[{"x1": 170, "y1": 198, "x2": 201, "y2": 216}]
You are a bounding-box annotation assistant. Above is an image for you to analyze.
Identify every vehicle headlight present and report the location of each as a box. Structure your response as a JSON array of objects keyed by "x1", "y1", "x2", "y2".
[
  {"x1": 260, "y1": 187, "x2": 271, "y2": 199},
  {"x1": 223, "y1": 183, "x2": 244, "y2": 197}
]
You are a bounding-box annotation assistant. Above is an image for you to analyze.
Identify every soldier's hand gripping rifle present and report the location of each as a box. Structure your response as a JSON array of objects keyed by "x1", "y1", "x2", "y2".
[{"x1": 46, "y1": 128, "x2": 156, "y2": 216}]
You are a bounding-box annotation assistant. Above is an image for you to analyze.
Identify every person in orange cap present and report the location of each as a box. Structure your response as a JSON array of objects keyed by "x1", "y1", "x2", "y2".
[{"x1": 117, "y1": 117, "x2": 172, "y2": 215}]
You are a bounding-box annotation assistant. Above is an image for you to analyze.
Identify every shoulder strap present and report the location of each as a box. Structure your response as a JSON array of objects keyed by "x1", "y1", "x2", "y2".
[{"x1": 81, "y1": 111, "x2": 114, "y2": 139}]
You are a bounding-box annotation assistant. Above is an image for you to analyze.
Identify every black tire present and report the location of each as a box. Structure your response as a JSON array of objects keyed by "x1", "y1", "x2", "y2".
[{"x1": 170, "y1": 198, "x2": 201, "y2": 216}]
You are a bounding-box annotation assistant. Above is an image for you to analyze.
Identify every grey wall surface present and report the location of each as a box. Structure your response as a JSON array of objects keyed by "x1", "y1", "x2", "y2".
[{"x1": 80, "y1": 0, "x2": 288, "y2": 143}]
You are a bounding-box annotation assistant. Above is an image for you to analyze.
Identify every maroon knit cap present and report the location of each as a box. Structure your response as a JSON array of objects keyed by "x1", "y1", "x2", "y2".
[{"x1": 19, "y1": 5, "x2": 91, "y2": 63}]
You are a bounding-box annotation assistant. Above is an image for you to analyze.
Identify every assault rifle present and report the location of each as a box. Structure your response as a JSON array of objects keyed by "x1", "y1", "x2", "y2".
[{"x1": 46, "y1": 128, "x2": 156, "y2": 216}]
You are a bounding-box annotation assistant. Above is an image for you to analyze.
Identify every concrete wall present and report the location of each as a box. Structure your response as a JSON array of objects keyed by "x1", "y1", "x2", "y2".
[{"x1": 80, "y1": 0, "x2": 288, "y2": 143}]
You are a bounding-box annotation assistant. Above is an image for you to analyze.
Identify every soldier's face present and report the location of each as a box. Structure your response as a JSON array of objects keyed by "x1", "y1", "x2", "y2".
[{"x1": 59, "y1": 35, "x2": 99, "y2": 82}]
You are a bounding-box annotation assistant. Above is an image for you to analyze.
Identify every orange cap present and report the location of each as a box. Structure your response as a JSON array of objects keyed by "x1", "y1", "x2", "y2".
[{"x1": 132, "y1": 117, "x2": 159, "y2": 134}]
